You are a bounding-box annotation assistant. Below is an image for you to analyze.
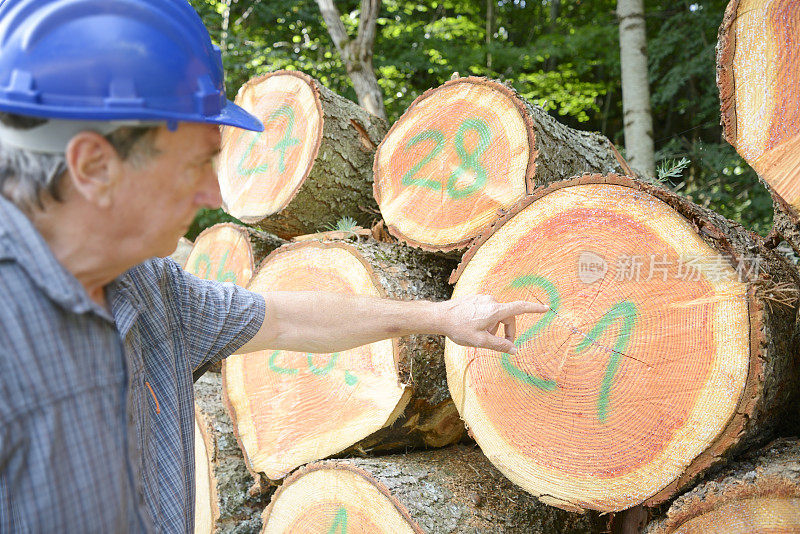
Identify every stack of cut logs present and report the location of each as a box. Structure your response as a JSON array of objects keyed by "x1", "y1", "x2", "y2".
[{"x1": 181, "y1": 2, "x2": 800, "y2": 532}]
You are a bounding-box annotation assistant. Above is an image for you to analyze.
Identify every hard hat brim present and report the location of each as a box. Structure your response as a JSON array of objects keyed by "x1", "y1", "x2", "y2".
[{"x1": 213, "y1": 100, "x2": 264, "y2": 132}]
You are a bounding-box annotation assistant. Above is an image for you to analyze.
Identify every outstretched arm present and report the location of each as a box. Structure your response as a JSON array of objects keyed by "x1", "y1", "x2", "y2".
[{"x1": 238, "y1": 291, "x2": 548, "y2": 355}]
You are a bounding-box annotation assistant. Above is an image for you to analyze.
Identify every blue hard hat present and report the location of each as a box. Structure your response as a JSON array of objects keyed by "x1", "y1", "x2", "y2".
[{"x1": 0, "y1": 0, "x2": 263, "y2": 131}]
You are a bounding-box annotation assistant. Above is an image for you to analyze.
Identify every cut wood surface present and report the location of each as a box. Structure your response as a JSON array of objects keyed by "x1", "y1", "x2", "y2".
[
  {"x1": 645, "y1": 438, "x2": 800, "y2": 534},
  {"x1": 260, "y1": 445, "x2": 606, "y2": 534},
  {"x1": 194, "y1": 372, "x2": 271, "y2": 534},
  {"x1": 223, "y1": 238, "x2": 460, "y2": 484},
  {"x1": 446, "y1": 174, "x2": 799, "y2": 512},
  {"x1": 218, "y1": 70, "x2": 387, "y2": 238},
  {"x1": 718, "y1": 0, "x2": 800, "y2": 247},
  {"x1": 171, "y1": 237, "x2": 194, "y2": 269},
  {"x1": 184, "y1": 223, "x2": 284, "y2": 286},
  {"x1": 373, "y1": 76, "x2": 622, "y2": 252}
]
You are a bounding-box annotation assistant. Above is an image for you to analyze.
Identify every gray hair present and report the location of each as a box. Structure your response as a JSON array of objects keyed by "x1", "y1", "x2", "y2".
[{"x1": 0, "y1": 113, "x2": 158, "y2": 213}]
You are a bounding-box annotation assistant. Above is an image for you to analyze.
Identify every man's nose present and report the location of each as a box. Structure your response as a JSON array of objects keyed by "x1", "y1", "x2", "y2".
[{"x1": 198, "y1": 166, "x2": 223, "y2": 209}]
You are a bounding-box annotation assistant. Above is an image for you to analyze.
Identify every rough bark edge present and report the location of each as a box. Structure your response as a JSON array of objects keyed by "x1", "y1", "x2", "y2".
[
  {"x1": 716, "y1": 0, "x2": 739, "y2": 147},
  {"x1": 261, "y1": 461, "x2": 426, "y2": 534},
  {"x1": 221, "y1": 239, "x2": 404, "y2": 487},
  {"x1": 448, "y1": 173, "x2": 789, "y2": 506},
  {"x1": 194, "y1": 404, "x2": 221, "y2": 532},
  {"x1": 224, "y1": 70, "x2": 325, "y2": 225},
  {"x1": 646, "y1": 438, "x2": 800, "y2": 534},
  {"x1": 373, "y1": 76, "x2": 539, "y2": 253},
  {"x1": 716, "y1": 0, "x2": 800, "y2": 231}
]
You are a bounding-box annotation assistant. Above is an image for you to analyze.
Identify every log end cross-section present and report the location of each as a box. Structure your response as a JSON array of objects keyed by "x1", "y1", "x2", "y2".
[
  {"x1": 219, "y1": 71, "x2": 324, "y2": 226},
  {"x1": 373, "y1": 77, "x2": 536, "y2": 252},
  {"x1": 646, "y1": 438, "x2": 800, "y2": 534},
  {"x1": 446, "y1": 174, "x2": 798, "y2": 513},
  {"x1": 184, "y1": 223, "x2": 257, "y2": 286},
  {"x1": 261, "y1": 446, "x2": 606, "y2": 534},
  {"x1": 223, "y1": 240, "x2": 414, "y2": 482},
  {"x1": 718, "y1": 0, "x2": 800, "y2": 216}
]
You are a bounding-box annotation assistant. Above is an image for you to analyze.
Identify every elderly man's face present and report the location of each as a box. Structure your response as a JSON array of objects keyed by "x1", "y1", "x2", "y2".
[{"x1": 112, "y1": 122, "x2": 222, "y2": 259}]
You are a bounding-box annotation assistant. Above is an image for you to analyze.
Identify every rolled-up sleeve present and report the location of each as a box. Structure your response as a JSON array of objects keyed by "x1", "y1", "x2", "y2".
[{"x1": 166, "y1": 259, "x2": 265, "y2": 370}]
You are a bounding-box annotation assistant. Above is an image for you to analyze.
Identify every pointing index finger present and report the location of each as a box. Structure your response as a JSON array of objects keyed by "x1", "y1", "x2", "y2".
[{"x1": 503, "y1": 301, "x2": 549, "y2": 316}]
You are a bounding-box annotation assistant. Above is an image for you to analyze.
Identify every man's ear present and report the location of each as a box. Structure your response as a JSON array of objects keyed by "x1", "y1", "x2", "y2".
[{"x1": 64, "y1": 131, "x2": 121, "y2": 209}]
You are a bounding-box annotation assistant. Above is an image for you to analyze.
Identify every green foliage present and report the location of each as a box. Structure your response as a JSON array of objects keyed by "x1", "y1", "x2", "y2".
[{"x1": 187, "y1": 0, "x2": 773, "y2": 237}]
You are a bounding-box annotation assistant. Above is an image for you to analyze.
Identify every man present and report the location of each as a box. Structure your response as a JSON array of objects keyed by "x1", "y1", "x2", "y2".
[{"x1": 0, "y1": 0, "x2": 547, "y2": 532}]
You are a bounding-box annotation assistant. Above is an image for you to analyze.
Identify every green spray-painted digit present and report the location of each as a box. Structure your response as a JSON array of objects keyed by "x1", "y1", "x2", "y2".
[
  {"x1": 192, "y1": 253, "x2": 213, "y2": 279},
  {"x1": 236, "y1": 132, "x2": 269, "y2": 176},
  {"x1": 268, "y1": 351, "x2": 298, "y2": 375},
  {"x1": 236, "y1": 104, "x2": 300, "y2": 176},
  {"x1": 500, "y1": 275, "x2": 561, "y2": 390},
  {"x1": 214, "y1": 250, "x2": 237, "y2": 284},
  {"x1": 307, "y1": 353, "x2": 339, "y2": 376},
  {"x1": 574, "y1": 301, "x2": 637, "y2": 423},
  {"x1": 268, "y1": 105, "x2": 301, "y2": 174},
  {"x1": 401, "y1": 129, "x2": 446, "y2": 191},
  {"x1": 446, "y1": 118, "x2": 491, "y2": 199},
  {"x1": 327, "y1": 507, "x2": 348, "y2": 534}
]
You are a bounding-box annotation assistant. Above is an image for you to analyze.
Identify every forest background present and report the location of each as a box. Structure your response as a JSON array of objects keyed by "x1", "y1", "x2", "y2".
[{"x1": 186, "y1": 0, "x2": 771, "y2": 239}]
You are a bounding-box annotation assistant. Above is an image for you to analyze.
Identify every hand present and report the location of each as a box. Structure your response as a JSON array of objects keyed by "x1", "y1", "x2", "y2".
[{"x1": 438, "y1": 295, "x2": 549, "y2": 354}]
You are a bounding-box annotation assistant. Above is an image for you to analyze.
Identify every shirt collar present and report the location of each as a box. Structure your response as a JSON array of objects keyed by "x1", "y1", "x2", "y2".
[{"x1": 0, "y1": 194, "x2": 111, "y2": 319}]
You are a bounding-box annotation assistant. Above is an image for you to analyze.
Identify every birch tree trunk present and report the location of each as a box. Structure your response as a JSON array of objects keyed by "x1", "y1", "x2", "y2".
[
  {"x1": 618, "y1": 0, "x2": 655, "y2": 177},
  {"x1": 316, "y1": 0, "x2": 387, "y2": 121}
]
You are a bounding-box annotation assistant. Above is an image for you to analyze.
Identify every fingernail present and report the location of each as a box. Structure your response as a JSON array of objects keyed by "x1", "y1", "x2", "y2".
[{"x1": 509, "y1": 347, "x2": 518, "y2": 354}]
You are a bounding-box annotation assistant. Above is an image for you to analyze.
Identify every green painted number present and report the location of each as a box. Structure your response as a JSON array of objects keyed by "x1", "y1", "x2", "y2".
[
  {"x1": 401, "y1": 129, "x2": 446, "y2": 191},
  {"x1": 574, "y1": 301, "x2": 637, "y2": 422},
  {"x1": 501, "y1": 276, "x2": 560, "y2": 391},
  {"x1": 447, "y1": 118, "x2": 491, "y2": 199},
  {"x1": 327, "y1": 507, "x2": 348, "y2": 534},
  {"x1": 268, "y1": 105, "x2": 301, "y2": 174},
  {"x1": 236, "y1": 104, "x2": 300, "y2": 176},
  {"x1": 498, "y1": 276, "x2": 637, "y2": 422},
  {"x1": 268, "y1": 350, "x2": 298, "y2": 375},
  {"x1": 191, "y1": 252, "x2": 236, "y2": 284},
  {"x1": 266, "y1": 351, "x2": 358, "y2": 386},
  {"x1": 401, "y1": 117, "x2": 492, "y2": 199}
]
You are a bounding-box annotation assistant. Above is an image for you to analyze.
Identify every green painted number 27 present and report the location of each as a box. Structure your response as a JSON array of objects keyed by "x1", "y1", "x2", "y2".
[{"x1": 499, "y1": 275, "x2": 637, "y2": 423}]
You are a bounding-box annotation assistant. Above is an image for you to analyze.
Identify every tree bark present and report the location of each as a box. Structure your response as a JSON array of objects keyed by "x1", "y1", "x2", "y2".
[
  {"x1": 646, "y1": 438, "x2": 800, "y2": 533},
  {"x1": 447, "y1": 173, "x2": 799, "y2": 512},
  {"x1": 194, "y1": 372, "x2": 271, "y2": 534},
  {"x1": 373, "y1": 76, "x2": 623, "y2": 252},
  {"x1": 223, "y1": 237, "x2": 463, "y2": 486},
  {"x1": 717, "y1": 0, "x2": 800, "y2": 256},
  {"x1": 261, "y1": 445, "x2": 608, "y2": 534},
  {"x1": 218, "y1": 71, "x2": 387, "y2": 238},
  {"x1": 618, "y1": 0, "x2": 655, "y2": 177},
  {"x1": 315, "y1": 0, "x2": 387, "y2": 120}
]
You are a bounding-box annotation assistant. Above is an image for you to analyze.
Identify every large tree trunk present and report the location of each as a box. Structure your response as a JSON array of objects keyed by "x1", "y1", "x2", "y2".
[
  {"x1": 315, "y1": 0, "x2": 387, "y2": 120},
  {"x1": 194, "y1": 372, "x2": 271, "y2": 534},
  {"x1": 373, "y1": 76, "x2": 623, "y2": 252},
  {"x1": 618, "y1": 0, "x2": 655, "y2": 177},
  {"x1": 223, "y1": 237, "x2": 463, "y2": 487},
  {"x1": 717, "y1": 0, "x2": 800, "y2": 256},
  {"x1": 446, "y1": 174, "x2": 799, "y2": 513},
  {"x1": 260, "y1": 445, "x2": 607, "y2": 533},
  {"x1": 218, "y1": 71, "x2": 387, "y2": 238},
  {"x1": 645, "y1": 438, "x2": 800, "y2": 533}
]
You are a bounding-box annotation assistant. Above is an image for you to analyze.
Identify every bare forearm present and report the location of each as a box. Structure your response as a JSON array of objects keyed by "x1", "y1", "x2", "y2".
[
  {"x1": 238, "y1": 290, "x2": 549, "y2": 355},
  {"x1": 242, "y1": 291, "x2": 447, "y2": 354}
]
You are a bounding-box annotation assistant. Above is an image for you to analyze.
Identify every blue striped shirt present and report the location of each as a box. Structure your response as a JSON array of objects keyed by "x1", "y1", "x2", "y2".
[{"x1": 0, "y1": 194, "x2": 265, "y2": 532}]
